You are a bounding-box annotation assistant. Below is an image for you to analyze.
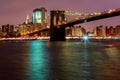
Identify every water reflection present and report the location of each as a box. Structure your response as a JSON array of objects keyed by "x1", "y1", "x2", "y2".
[
  {"x1": 47, "y1": 41, "x2": 93, "y2": 80},
  {"x1": 0, "y1": 40, "x2": 120, "y2": 80},
  {"x1": 27, "y1": 41, "x2": 48, "y2": 80},
  {"x1": 81, "y1": 42, "x2": 91, "y2": 80},
  {"x1": 103, "y1": 43, "x2": 120, "y2": 80}
]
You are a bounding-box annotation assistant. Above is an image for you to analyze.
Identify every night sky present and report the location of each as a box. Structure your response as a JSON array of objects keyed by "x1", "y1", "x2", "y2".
[{"x1": 0, "y1": 0, "x2": 120, "y2": 31}]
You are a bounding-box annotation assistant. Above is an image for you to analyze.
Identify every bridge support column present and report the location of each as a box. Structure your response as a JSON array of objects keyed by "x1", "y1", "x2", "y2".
[
  {"x1": 50, "y1": 10, "x2": 66, "y2": 41},
  {"x1": 50, "y1": 27, "x2": 65, "y2": 41}
]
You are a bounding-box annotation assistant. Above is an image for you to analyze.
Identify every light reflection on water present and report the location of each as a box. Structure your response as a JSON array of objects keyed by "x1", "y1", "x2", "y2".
[
  {"x1": 81, "y1": 42, "x2": 91, "y2": 80},
  {"x1": 27, "y1": 41, "x2": 48, "y2": 80},
  {"x1": 0, "y1": 40, "x2": 120, "y2": 80}
]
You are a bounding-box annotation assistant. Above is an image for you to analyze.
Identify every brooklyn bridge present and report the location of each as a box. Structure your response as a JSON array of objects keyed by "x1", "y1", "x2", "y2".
[{"x1": 22, "y1": 8, "x2": 120, "y2": 41}]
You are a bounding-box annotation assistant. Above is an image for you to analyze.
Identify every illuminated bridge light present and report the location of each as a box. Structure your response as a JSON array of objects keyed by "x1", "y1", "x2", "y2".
[
  {"x1": 107, "y1": 9, "x2": 116, "y2": 14},
  {"x1": 108, "y1": 9, "x2": 113, "y2": 14}
]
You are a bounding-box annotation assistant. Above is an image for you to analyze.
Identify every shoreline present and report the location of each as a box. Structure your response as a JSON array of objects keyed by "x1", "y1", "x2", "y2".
[{"x1": 0, "y1": 37, "x2": 120, "y2": 42}]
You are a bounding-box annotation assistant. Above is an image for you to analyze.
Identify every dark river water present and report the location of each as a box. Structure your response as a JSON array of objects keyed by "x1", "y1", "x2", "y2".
[{"x1": 0, "y1": 40, "x2": 120, "y2": 80}]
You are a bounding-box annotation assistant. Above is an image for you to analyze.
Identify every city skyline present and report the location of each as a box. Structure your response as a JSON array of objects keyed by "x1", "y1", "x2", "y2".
[{"x1": 0, "y1": 0, "x2": 120, "y2": 31}]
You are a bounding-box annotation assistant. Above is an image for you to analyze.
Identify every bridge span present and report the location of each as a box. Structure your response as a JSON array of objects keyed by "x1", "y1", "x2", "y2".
[
  {"x1": 25, "y1": 8, "x2": 120, "y2": 41},
  {"x1": 58, "y1": 8, "x2": 120, "y2": 27}
]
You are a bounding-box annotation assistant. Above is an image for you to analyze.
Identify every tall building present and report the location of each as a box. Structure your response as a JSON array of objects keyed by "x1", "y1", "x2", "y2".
[
  {"x1": 25, "y1": 15, "x2": 30, "y2": 24},
  {"x1": 32, "y1": 7, "x2": 47, "y2": 29},
  {"x1": 93, "y1": 27, "x2": 98, "y2": 37},
  {"x1": 9, "y1": 25, "x2": 14, "y2": 33}
]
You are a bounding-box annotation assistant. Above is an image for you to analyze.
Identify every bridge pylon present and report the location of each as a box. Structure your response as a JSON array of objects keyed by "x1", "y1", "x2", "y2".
[{"x1": 50, "y1": 10, "x2": 66, "y2": 41}]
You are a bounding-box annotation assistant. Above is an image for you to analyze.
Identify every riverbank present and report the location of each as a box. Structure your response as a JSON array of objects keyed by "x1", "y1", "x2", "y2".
[{"x1": 0, "y1": 37, "x2": 120, "y2": 41}]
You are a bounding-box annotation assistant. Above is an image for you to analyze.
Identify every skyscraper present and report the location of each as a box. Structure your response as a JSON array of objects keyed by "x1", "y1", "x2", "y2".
[
  {"x1": 32, "y1": 7, "x2": 47, "y2": 29},
  {"x1": 25, "y1": 15, "x2": 30, "y2": 24}
]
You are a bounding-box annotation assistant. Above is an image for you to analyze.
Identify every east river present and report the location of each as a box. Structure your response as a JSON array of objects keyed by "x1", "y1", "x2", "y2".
[{"x1": 0, "y1": 40, "x2": 120, "y2": 80}]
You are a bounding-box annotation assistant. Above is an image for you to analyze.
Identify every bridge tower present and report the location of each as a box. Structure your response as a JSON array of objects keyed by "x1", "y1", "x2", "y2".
[{"x1": 50, "y1": 10, "x2": 66, "y2": 41}]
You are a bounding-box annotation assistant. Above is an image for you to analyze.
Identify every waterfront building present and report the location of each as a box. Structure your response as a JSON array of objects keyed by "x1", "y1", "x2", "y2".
[
  {"x1": 115, "y1": 25, "x2": 120, "y2": 36},
  {"x1": 93, "y1": 27, "x2": 97, "y2": 37},
  {"x1": 108, "y1": 26, "x2": 116, "y2": 36},
  {"x1": 66, "y1": 27, "x2": 72, "y2": 36},
  {"x1": 87, "y1": 32, "x2": 94, "y2": 37},
  {"x1": 102, "y1": 26, "x2": 107, "y2": 37},
  {"x1": 94, "y1": 25, "x2": 107, "y2": 37},
  {"x1": 72, "y1": 26, "x2": 86, "y2": 36},
  {"x1": 1, "y1": 24, "x2": 15, "y2": 37},
  {"x1": 93, "y1": 25, "x2": 120, "y2": 37}
]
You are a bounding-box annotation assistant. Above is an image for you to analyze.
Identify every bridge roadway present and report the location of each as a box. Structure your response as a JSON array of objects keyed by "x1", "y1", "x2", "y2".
[
  {"x1": 27, "y1": 8, "x2": 120, "y2": 36},
  {"x1": 27, "y1": 28, "x2": 50, "y2": 36},
  {"x1": 58, "y1": 8, "x2": 120, "y2": 27}
]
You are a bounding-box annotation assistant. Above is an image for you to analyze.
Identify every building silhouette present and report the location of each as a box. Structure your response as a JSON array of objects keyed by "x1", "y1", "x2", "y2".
[{"x1": 1, "y1": 24, "x2": 14, "y2": 37}]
